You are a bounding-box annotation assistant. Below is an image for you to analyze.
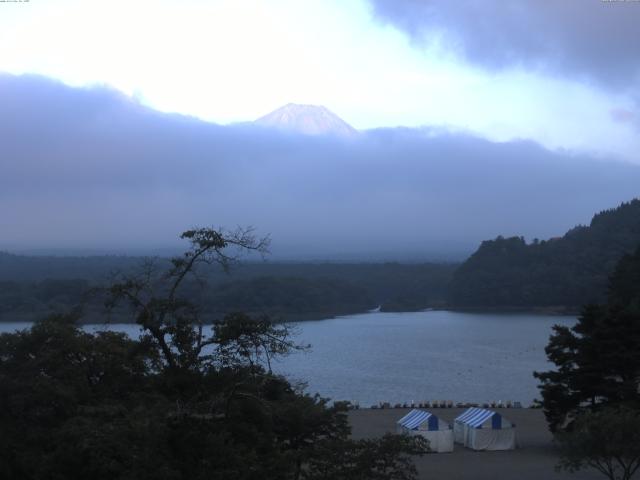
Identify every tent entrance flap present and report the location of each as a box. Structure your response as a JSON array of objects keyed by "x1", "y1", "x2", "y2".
[{"x1": 491, "y1": 413, "x2": 501, "y2": 430}]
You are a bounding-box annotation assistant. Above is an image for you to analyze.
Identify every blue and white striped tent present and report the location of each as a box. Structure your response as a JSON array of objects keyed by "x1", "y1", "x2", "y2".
[
  {"x1": 396, "y1": 409, "x2": 453, "y2": 453},
  {"x1": 397, "y1": 409, "x2": 440, "y2": 431},
  {"x1": 454, "y1": 408, "x2": 516, "y2": 451}
]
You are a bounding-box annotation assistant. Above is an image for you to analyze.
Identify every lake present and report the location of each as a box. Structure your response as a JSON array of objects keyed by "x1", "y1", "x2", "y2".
[{"x1": 0, "y1": 310, "x2": 573, "y2": 406}]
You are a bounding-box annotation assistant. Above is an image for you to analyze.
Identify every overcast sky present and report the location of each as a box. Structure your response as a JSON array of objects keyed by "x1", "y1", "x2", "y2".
[
  {"x1": 1, "y1": 1, "x2": 639, "y2": 258},
  {"x1": 1, "y1": 0, "x2": 639, "y2": 163},
  {"x1": 2, "y1": 74, "x2": 640, "y2": 259}
]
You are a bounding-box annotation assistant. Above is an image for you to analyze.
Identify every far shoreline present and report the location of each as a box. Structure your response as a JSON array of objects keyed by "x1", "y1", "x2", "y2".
[
  {"x1": 437, "y1": 306, "x2": 580, "y2": 316},
  {"x1": 0, "y1": 306, "x2": 579, "y2": 326}
]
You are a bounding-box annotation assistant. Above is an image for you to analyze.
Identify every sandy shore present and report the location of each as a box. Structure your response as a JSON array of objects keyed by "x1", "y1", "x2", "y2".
[{"x1": 348, "y1": 408, "x2": 601, "y2": 480}]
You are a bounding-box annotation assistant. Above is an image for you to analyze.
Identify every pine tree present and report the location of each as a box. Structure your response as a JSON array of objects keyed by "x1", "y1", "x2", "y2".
[{"x1": 534, "y1": 246, "x2": 640, "y2": 432}]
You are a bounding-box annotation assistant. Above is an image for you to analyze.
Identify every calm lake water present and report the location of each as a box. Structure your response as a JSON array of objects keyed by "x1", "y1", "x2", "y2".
[{"x1": 0, "y1": 310, "x2": 574, "y2": 406}]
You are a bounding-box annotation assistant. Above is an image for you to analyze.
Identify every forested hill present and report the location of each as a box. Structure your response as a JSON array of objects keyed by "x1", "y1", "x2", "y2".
[
  {"x1": 449, "y1": 199, "x2": 640, "y2": 310},
  {"x1": 0, "y1": 253, "x2": 141, "y2": 282},
  {"x1": 0, "y1": 255, "x2": 456, "y2": 322}
]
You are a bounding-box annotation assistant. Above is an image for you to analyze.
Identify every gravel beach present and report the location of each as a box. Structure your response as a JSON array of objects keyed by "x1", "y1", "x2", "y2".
[{"x1": 348, "y1": 408, "x2": 602, "y2": 480}]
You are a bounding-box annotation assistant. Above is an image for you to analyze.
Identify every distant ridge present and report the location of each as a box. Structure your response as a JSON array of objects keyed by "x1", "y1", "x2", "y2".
[
  {"x1": 449, "y1": 199, "x2": 640, "y2": 309},
  {"x1": 255, "y1": 103, "x2": 358, "y2": 136}
]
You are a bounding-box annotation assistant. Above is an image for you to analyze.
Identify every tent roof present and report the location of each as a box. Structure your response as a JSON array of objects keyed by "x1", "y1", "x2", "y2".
[
  {"x1": 466, "y1": 409, "x2": 496, "y2": 427},
  {"x1": 397, "y1": 409, "x2": 436, "y2": 430},
  {"x1": 455, "y1": 407, "x2": 484, "y2": 423},
  {"x1": 455, "y1": 408, "x2": 504, "y2": 427}
]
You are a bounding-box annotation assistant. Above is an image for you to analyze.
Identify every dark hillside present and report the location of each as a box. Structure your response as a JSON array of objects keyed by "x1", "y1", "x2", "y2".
[{"x1": 450, "y1": 199, "x2": 640, "y2": 309}]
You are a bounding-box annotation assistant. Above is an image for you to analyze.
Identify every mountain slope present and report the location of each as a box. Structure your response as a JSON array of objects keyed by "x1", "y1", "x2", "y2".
[
  {"x1": 449, "y1": 199, "x2": 640, "y2": 309},
  {"x1": 255, "y1": 103, "x2": 357, "y2": 136}
]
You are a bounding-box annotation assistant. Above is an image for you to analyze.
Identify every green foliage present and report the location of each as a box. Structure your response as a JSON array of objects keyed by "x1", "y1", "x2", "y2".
[
  {"x1": 304, "y1": 434, "x2": 429, "y2": 480},
  {"x1": 534, "y1": 245, "x2": 640, "y2": 432},
  {"x1": 0, "y1": 309, "x2": 425, "y2": 480},
  {"x1": 0, "y1": 313, "x2": 161, "y2": 479},
  {"x1": 556, "y1": 406, "x2": 640, "y2": 480},
  {"x1": 450, "y1": 199, "x2": 640, "y2": 308},
  {"x1": 0, "y1": 228, "x2": 426, "y2": 479}
]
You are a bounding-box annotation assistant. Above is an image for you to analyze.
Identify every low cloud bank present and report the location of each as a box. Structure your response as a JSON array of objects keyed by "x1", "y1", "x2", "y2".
[{"x1": 2, "y1": 74, "x2": 639, "y2": 260}]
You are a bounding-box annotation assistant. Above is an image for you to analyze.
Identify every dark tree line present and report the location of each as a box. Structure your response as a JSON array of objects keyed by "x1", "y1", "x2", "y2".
[
  {"x1": 535, "y1": 245, "x2": 640, "y2": 480},
  {"x1": 0, "y1": 275, "x2": 373, "y2": 323},
  {"x1": 0, "y1": 228, "x2": 428, "y2": 479},
  {"x1": 450, "y1": 199, "x2": 640, "y2": 309},
  {"x1": 0, "y1": 252, "x2": 456, "y2": 322},
  {"x1": 534, "y1": 244, "x2": 640, "y2": 431}
]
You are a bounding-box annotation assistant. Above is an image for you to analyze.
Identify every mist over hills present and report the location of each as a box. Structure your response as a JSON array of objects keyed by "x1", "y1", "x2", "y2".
[{"x1": 2, "y1": 73, "x2": 640, "y2": 260}]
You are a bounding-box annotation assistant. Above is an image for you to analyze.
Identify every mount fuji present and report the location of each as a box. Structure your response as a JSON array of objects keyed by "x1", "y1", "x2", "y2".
[{"x1": 255, "y1": 103, "x2": 358, "y2": 137}]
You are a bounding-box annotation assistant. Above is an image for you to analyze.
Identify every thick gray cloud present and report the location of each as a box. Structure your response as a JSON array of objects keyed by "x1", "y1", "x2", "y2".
[
  {"x1": 368, "y1": 0, "x2": 640, "y2": 90},
  {"x1": 1, "y1": 74, "x2": 639, "y2": 260}
]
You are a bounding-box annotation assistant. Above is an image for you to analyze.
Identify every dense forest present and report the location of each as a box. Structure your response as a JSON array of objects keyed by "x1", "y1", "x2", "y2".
[
  {"x1": 0, "y1": 228, "x2": 427, "y2": 479},
  {"x1": 449, "y1": 199, "x2": 640, "y2": 310},
  {"x1": 3, "y1": 199, "x2": 640, "y2": 321},
  {"x1": 0, "y1": 254, "x2": 455, "y2": 322}
]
